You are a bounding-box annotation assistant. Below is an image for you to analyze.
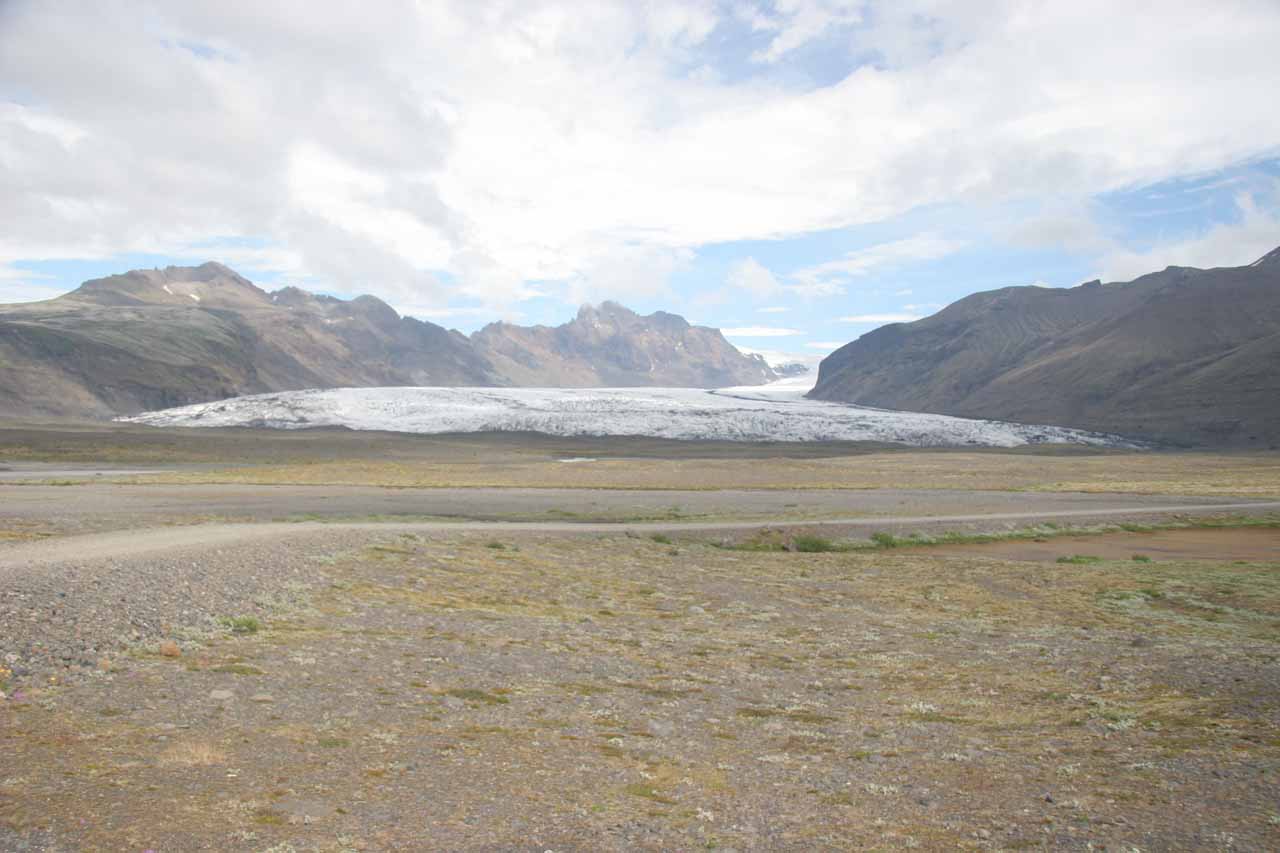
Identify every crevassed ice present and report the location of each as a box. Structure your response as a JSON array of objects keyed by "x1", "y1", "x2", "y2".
[{"x1": 120, "y1": 377, "x2": 1143, "y2": 449}]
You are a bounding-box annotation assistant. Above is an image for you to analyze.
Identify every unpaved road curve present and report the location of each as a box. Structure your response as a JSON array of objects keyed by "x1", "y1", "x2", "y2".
[{"x1": 3, "y1": 500, "x2": 1279, "y2": 570}]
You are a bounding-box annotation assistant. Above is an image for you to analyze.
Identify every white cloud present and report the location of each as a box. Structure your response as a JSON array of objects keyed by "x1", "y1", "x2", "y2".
[
  {"x1": 722, "y1": 326, "x2": 803, "y2": 337},
  {"x1": 1, "y1": 1, "x2": 1279, "y2": 310},
  {"x1": 749, "y1": 0, "x2": 865, "y2": 64},
  {"x1": 1098, "y1": 190, "x2": 1280, "y2": 281},
  {"x1": 734, "y1": 344, "x2": 820, "y2": 368},
  {"x1": 805, "y1": 340, "x2": 849, "y2": 350},
  {"x1": 725, "y1": 234, "x2": 965, "y2": 304},
  {"x1": 0, "y1": 284, "x2": 65, "y2": 303},
  {"x1": 0, "y1": 264, "x2": 63, "y2": 303},
  {"x1": 789, "y1": 235, "x2": 966, "y2": 296},
  {"x1": 726, "y1": 256, "x2": 781, "y2": 297},
  {"x1": 1007, "y1": 201, "x2": 1109, "y2": 252},
  {"x1": 789, "y1": 278, "x2": 848, "y2": 299},
  {"x1": 0, "y1": 279, "x2": 65, "y2": 303},
  {"x1": 399, "y1": 305, "x2": 518, "y2": 322},
  {"x1": 758, "y1": 305, "x2": 789, "y2": 313},
  {"x1": 839, "y1": 313, "x2": 921, "y2": 323}
]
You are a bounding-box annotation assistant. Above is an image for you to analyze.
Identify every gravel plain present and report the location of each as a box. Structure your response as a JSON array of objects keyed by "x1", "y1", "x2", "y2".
[
  {"x1": 4, "y1": 527, "x2": 1280, "y2": 850},
  {"x1": 3, "y1": 428, "x2": 1280, "y2": 850}
]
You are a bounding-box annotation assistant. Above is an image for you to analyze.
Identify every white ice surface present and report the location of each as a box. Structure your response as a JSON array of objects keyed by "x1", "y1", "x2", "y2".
[{"x1": 121, "y1": 375, "x2": 1142, "y2": 448}]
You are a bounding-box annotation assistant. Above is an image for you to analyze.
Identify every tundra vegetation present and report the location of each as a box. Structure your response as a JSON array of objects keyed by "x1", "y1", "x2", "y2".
[
  {"x1": 4, "y1": 524, "x2": 1280, "y2": 849},
  {"x1": 2, "y1": 429, "x2": 1278, "y2": 848}
]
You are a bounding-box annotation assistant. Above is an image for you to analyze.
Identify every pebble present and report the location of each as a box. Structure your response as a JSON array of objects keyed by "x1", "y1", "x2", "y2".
[
  {"x1": 0, "y1": 532, "x2": 329, "y2": 690},
  {"x1": 209, "y1": 689, "x2": 234, "y2": 702},
  {"x1": 646, "y1": 719, "x2": 675, "y2": 738},
  {"x1": 250, "y1": 693, "x2": 275, "y2": 703}
]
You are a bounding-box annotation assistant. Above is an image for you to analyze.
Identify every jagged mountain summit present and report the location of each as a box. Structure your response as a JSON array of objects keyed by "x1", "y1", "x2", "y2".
[
  {"x1": 809, "y1": 246, "x2": 1280, "y2": 447},
  {"x1": 0, "y1": 263, "x2": 777, "y2": 418},
  {"x1": 473, "y1": 301, "x2": 774, "y2": 388}
]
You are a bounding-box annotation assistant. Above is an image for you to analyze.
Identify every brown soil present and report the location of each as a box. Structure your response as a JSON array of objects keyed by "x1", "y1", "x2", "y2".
[
  {"x1": 5, "y1": 531, "x2": 1280, "y2": 850},
  {"x1": 917, "y1": 526, "x2": 1280, "y2": 563},
  {"x1": 4, "y1": 432, "x2": 1280, "y2": 850}
]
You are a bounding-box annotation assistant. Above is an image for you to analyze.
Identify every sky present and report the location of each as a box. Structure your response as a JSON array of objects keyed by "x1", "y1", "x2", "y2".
[{"x1": 2, "y1": 0, "x2": 1279, "y2": 366}]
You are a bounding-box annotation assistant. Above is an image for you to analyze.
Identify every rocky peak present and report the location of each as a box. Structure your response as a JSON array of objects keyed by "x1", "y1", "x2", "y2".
[
  {"x1": 349, "y1": 294, "x2": 400, "y2": 328},
  {"x1": 69, "y1": 262, "x2": 266, "y2": 308}
]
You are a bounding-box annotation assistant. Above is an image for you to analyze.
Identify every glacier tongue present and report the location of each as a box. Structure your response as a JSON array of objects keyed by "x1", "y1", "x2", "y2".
[{"x1": 120, "y1": 381, "x2": 1144, "y2": 449}]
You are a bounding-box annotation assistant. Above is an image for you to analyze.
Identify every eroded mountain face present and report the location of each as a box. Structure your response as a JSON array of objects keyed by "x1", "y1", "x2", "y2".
[
  {"x1": 472, "y1": 301, "x2": 776, "y2": 388},
  {"x1": 810, "y1": 247, "x2": 1280, "y2": 448},
  {"x1": 0, "y1": 264, "x2": 775, "y2": 418}
]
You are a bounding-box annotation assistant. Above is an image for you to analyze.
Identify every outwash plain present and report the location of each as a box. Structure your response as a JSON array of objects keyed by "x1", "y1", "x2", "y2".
[{"x1": 3, "y1": 420, "x2": 1280, "y2": 851}]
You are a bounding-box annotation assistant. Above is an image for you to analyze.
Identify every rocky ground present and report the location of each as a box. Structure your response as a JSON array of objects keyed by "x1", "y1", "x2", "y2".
[
  {"x1": 3, "y1": 434, "x2": 1279, "y2": 850},
  {"x1": 3, "y1": 526, "x2": 1280, "y2": 850}
]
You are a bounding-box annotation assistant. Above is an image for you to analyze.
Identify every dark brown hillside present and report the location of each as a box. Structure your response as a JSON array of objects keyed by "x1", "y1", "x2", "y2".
[
  {"x1": 0, "y1": 263, "x2": 503, "y2": 418},
  {"x1": 809, "y1": 249, "x2": 1280, "y2": 447},
  {"x1": 0, "y1": 264, "x2": 776, "y2": 419}
]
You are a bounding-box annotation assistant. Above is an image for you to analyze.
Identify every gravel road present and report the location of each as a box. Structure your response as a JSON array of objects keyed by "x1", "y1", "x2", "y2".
[
  {"x1": 3, "y1": 499, "x2": 1279, "y2": 569},
  {"x1": 4, "y1": 499, "x2": 1278, "y2": 693}
]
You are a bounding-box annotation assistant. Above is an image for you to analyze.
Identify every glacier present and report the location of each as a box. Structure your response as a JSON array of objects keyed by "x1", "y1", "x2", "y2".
[{"x1": 120, "y1": 376, "x2": 1144, "y2": 448}]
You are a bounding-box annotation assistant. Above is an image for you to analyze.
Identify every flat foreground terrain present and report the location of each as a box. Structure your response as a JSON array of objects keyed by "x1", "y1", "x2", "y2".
[{"x1": 2, "y1": 423, "x2": 1279, "y2": 850}]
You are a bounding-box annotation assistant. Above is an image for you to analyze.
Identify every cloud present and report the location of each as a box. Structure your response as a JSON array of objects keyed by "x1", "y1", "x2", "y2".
[
  {"x1": 0, "y1": 264, "x2": 64, "y2": 303},
  {"x1": 733, "y1": 345, "x2": 820, "y2": 368},
  {"x1": 1007, "y1": 202, "x2": 1109, "y2": 253},
  {"x1": 758, "y1": 305, "x2": 789, "y2": 313},
  {"x1": 723, "y1": 234, "x2": 965, "y2": 305},
  {"x1": 2, "y1": 0, "x2": 1279, "y2": 311},
  {"x1": 1097, "y1": 189, "x2": 1280, "y2": 281},
  {"x1": 789, "y1": 235, "x2": 966, "y2": 296},
  {"x1": 721, "y1": 326, "x2": 803, "y2": 337},
  {"x1": 0, "y1": 283, "x2": 65, "y2": 303},
  {"x1": 838, "y1": 313, "x2": 921, "y2": 323},
  {"x1": 749, "y1": 0, "x2": 865, "y2": 64},
  {"x1": 726, "y1": 256, "x2": 781, "y2": 297},
  {"x1": 805, "y1": 341, "x2": 849, "y2": 350},
  {"x1": 398, "y1": 305, "x2": 520, "y2": 324}
]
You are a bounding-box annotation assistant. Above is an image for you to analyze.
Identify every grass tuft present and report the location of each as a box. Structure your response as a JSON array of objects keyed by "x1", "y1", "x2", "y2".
[
  {"x1": 218, "y1": 615, "x2": 262, "y2": 635},
  {"x1": 792, "y1": 534, "x2": 838, "y2": 552},
  {"x1": 445, "y1": 687, "x2": 510, "y2": 705}
]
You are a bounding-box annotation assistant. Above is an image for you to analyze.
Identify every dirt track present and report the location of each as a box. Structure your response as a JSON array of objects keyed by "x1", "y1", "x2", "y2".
[
  {"x1": 4, "y1": 499, "x2": 1280, "y2": 570},
  {"x1": 7, "y1": 481, "x2": 1268, "y2": 525}
]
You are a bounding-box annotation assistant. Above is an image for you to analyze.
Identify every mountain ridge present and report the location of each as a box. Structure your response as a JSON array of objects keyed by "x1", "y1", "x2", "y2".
[
  {"x1": 809, "y1": 246, "x2": 1280, "y2": 447},
  {"x1": 473, "y1": 300, "x2": 775, "y2": 388},
  {"x1": 0, "y1": 263, "x2": 778, "y2": 419}
]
